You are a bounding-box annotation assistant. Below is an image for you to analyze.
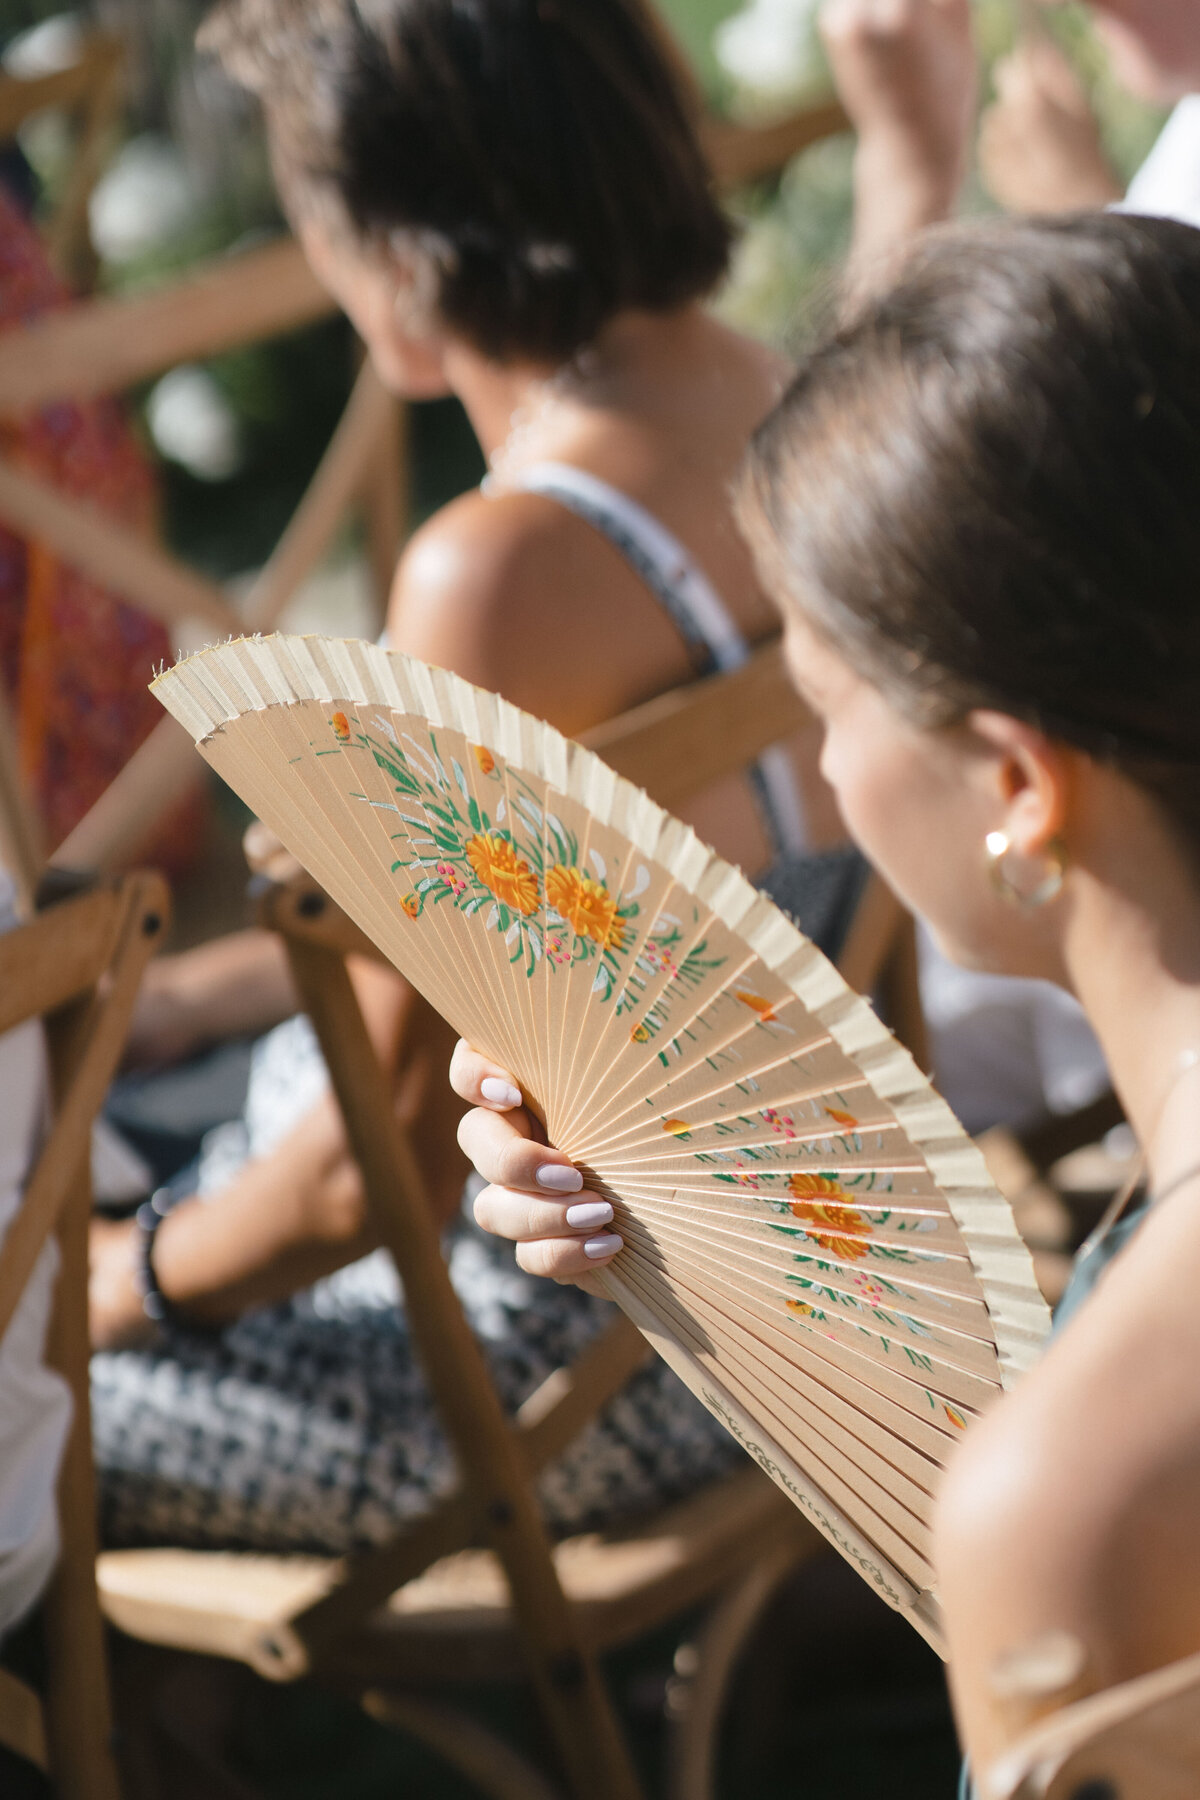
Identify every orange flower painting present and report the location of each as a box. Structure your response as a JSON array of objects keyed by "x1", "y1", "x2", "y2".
[
  {"x1": 630, "y1": 1023, "x2": 651, "y2": 1044},
  {"x1": 735, "y1": 990, "x2": 778, "y2": 1022},
  {"x1": 943, "y1": 1404, "x2": 967, "y2": 1431},
  {"x1": 787, "y1": 1173, "x2": 873, "y2": 1261},
  {"x1": 472, "y1": 744, "x2": 496, "y2": 775},
  {"x1": 545, "y1": 864, "x2": 626, "y2": 951},
  {"x1": 786, "y1": 1298, "x2": 817, "y2": 1318},
  {"x1": 330, "y1": 711, "x2": 351, "y2": 744},
  {"x1": 662, "y1": 1119, "x2": 692, "y2": 1137},
  {"x1": 399, "y1": 893, "x2": 421, "y2": 920},
  {"x1": 825, "y1": 1107, "x2": 859, "y2": 1130},
  {"x1": 465, "y1": 834, "x2": 540, "y2": 916}
]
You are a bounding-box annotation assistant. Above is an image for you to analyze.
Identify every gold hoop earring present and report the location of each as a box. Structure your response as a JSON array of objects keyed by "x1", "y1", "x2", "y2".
[{"x1": 985, "y1": 831, "x2": 1067, "y2": 910}]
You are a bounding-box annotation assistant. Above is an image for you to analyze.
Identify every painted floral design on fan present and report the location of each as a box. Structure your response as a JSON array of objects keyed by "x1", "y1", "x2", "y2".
[
  {"x1": 619, "y1": 909, "x2": 730, "y2": 1061},
  {"x1": 785, "y1": 1174, "x2": 873, "y2": 1261},
  {"x1": 545, "y1": 863, "x2": 630, "y2": 952},
  {"x1": 332, "y1": 713, "x2": 656, "y2": 987},
  {"x1": 465, "y1": 833, "x2": 540, "y2": 916}
]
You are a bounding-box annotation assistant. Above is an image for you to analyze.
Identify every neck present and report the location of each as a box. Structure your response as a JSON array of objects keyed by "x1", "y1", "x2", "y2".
[
  {"x1": 1060, "y1": 808, "x2": 1200, "y2": 1183},
  {"x1": 440, "y1": 304, "x2": 718, "y2": 471},
  {"x1": 440, "y1": 344, "x2": 559, "y2": 467}
]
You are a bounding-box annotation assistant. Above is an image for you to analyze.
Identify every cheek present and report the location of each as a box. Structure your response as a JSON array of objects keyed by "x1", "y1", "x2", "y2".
[{"x1": 821, "y1": 723, "x2": 1001, "y2": 968}]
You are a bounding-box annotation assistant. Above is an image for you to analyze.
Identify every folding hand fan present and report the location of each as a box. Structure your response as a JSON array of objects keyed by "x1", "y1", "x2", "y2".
[{"x1": 153, "y1": 632, "x2": 1050, "y2": 1653}]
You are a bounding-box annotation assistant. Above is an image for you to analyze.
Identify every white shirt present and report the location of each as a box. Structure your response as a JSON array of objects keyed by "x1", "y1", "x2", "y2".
[
  {"x1": 918, "y1": 925, "x2": 1110, "y2": 1138},
  {"x1": 1115, "y1": 95, "x2": 1200, "y2": 232},
  {"x1": 0, "y1": 875, "x2": 72, "y2": 1642}
]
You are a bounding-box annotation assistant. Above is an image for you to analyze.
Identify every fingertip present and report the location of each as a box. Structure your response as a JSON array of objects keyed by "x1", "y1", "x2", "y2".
[
  {"x1": 583, "y1": 1233, "x2": 623, "y2": 1261},
  {"x1": 481, "y1": 1077, "x2": 522, "y2": 1109}
]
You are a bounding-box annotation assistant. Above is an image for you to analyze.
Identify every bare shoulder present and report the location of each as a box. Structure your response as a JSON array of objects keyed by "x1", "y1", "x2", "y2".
[{"x1": 386, "y1": 486, "x2": 672, "y2": 729}]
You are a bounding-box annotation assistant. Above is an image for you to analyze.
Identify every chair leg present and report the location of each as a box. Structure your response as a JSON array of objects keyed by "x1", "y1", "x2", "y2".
[
  {"x1": 665, "y1": 1538, "x2": 821, "y2": 1800},
  {"x1": 363, "y1": 1690, "x2": 565, "y2": 1800},
  {"x1": 42, "y1": 1186, "x2": 122, "y2": 1800}
]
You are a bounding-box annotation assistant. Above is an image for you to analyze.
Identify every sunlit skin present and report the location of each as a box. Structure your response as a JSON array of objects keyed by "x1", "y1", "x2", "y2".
[{"x1": 453, "y1": 613, "x2": 1200, "y2": 1777}]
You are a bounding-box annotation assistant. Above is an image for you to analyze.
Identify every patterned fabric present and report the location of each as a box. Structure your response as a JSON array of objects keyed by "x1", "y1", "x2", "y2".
[
  {"x1": 0, "y1": 182, "x2": 195, "y2": 864},
  {"x1": 92, "y1": 1015, "x2": 742, "y2": 1554}
]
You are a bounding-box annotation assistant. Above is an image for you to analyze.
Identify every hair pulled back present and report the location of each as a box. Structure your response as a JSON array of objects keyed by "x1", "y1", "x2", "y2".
[
  {"x1": 201, "y1": 0, "x2": 731, "y2": 363},
  {"x1": 738, "y1": 213, "x2": 1200, "y2": 856}
]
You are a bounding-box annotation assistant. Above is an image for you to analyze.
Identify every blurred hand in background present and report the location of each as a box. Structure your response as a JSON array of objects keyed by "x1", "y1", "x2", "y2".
[
  {"x1": 820, "y1": 0, "x2": 978, "y2": 274},
  {"x1": 980, "y1": 33, "x2": 1122, "y2": 214}
]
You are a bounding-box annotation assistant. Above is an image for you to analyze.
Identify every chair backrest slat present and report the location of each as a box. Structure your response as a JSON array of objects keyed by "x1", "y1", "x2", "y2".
[
  {"x1": 0, "y1": 876, "x2": 166, "y2": 1345},
  {"x1": 582, "y1": 638, "x2": 807, "y2": 811},
  {"x1": 0, "y1": 886, "x2": 126, "y2": 1035},
  {"x1": 0, "y1": 236, "x2": 332, "y2": 419}
]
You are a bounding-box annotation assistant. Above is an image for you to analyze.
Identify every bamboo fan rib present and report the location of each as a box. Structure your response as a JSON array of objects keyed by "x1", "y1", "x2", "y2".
[{"x1": 153, "y1": 633, "x2": 1051, "y2": 1654}]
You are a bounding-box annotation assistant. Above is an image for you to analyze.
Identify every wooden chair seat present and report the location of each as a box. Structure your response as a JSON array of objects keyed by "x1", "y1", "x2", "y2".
[{"x1": 98, "y1": 1468, "x2": 808, "y2": 1684}]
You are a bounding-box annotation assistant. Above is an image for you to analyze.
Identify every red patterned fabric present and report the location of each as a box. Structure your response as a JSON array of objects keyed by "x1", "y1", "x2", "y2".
[{"x1": 0, "y1": 183, "x2": 198, "y2": 866}]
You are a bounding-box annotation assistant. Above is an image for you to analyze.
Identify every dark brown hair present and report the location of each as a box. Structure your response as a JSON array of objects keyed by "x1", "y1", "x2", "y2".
[
  {"x1": 200, "y1": 0, "x2": 732, "y2": 363},
  {"x1": 738, "y1": 213, "x2": 1200, "y2": 852}
]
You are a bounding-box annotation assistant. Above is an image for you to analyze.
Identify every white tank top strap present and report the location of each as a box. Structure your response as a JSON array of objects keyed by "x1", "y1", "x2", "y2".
[{"x1": 493, "y1": 460, "x2": 807, "y2": 857}]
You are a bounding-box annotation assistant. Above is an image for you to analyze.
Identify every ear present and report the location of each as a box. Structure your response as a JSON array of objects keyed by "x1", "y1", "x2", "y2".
[{"x1": 967, "y1": 710, "x2": 1073, "y2": 853}]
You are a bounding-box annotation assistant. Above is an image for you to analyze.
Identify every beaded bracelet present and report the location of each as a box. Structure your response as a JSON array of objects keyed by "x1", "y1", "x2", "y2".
[{"x1": 131, "y1": 1188, "x2": 181, "y2": 1327}]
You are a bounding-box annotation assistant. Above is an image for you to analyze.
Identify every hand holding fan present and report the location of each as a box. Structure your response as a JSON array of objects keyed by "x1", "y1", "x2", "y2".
[{"x1": 153, "y1": 632, "x2": 1050, "y2": 1654}]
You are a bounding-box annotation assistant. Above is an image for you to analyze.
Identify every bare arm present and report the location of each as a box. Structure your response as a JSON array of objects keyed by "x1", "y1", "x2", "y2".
[
  {"x1": 91, "y1": 958, "x2": 470, "y2": 1347},
  {"x1": 819, "y1": 0, "x2": 977, "y2": 292},
  {"x1": 124, "y1": 928, "x2": 298, "y2": 1068}
]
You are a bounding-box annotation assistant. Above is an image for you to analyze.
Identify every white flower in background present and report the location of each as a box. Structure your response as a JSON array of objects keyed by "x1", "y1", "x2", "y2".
[
  {"x1": 3, "y1": 13, "x2": 85, "y2": 77},
  {"x1": 88, "y1": 134, "x2": 198, "y2": 264},
  {"x1": 146, "y1": 366, "x2": 242, "y2": 482},
  {"x1": 714, "y1": 0, "x2": 824, "y2": 106}
]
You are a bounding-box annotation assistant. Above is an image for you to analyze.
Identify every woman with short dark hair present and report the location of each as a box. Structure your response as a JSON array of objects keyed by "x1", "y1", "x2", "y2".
[
  {"x1": 455, "y1": 209, "x2": 1200, "y2": 1778},
  {"x1": 90, "y1": 0, "x2": 836, "y2": 1555}
]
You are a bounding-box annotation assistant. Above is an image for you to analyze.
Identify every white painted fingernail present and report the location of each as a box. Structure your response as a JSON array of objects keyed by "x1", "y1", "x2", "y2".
[
  {"x1": 566, "y1": 1200, "x2": 613, "y2": 1229},
  {"x1": 481, "y1": 1078, "x2": 521, "y2": 1107},
  {"x1": 537, "y1": 1164, "x2": 583, "y2": 1193},
  {"x1": 583, "y1": 1233, "x2": 623, "y2": 1260}
]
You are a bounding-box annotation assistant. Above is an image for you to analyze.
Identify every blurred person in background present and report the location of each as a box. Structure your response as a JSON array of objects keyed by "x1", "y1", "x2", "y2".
[
  {"x1": 88, "y1": 0, "x2": 844, "y2": 1557},
  {"x1": 819, "y1": 0, "x2": 1200, "y2": 264},
  {"x1": 0, "y1": 159, "x2": 200, "y2": 871}
]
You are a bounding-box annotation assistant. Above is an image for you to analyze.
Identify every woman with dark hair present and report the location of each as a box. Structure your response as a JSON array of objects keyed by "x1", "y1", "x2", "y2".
[
  {"x1": 453, "y1": 209, "x2": 1200, "y2": 1780},
  {"x1": 89, "y1": 0, "x2": 838, "y2": 1554}
]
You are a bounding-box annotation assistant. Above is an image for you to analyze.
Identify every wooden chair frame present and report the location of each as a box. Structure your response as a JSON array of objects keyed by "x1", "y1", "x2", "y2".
[{"x1": 0, "y1": 871, "x2": 169, "y2": 1799}]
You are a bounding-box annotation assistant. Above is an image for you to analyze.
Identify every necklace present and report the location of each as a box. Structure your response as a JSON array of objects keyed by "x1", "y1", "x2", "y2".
[
  {"x1": 1079, "y1": 1045, "x2": 1200, "y2": 1255},
  {"x1": 484, "y1": 347, "x2": 599, "y2": 491},
  {"x1": 1146, "y1": 1044, "x2": 1200, "y2": 1156}
]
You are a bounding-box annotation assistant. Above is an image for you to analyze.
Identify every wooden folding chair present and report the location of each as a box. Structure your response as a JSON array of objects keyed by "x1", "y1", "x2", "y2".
[
  {"x1": 94, "y1": 641, "x2": 926, "y2": 1800},
  {"x1": 984, "y1": 1647, "x2": 1200, "y2": 1800},
  {"x1": 0, "y1": 870, "x2": 169, "y2": 1799}
]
